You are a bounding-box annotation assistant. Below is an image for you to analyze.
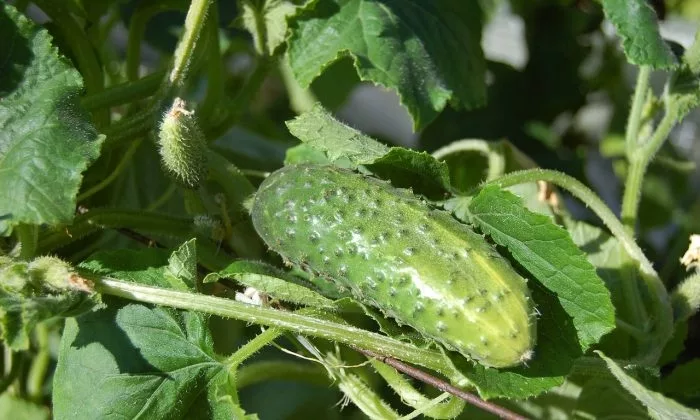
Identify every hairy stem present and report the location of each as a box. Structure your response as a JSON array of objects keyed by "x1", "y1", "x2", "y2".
[
  {"x1": 168, "y1": 0, "x2": 213, "y2": 90},
  {"x1": 91, "y1": 277, "x2": 452, "y2": 374},
  {"x1": 224, "y1": 328, "x2": 284, "y2": 367},
  {"x1": 624, "y1": 66, "x2": 651, "y2": 156},
  {"x1": 621, "y1": 112, "x2": 676, "y2": 232},
  {"x1": 357, "y1": 348, "x2": 526, "y2": 420}
]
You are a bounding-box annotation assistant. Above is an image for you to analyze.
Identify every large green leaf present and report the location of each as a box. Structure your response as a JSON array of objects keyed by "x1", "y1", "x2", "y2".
[
  {"x1": 600, "y1": 0, "x2": 677, "y2": 69},
  {"x1": 468, "y1": 186, "x2": 615, "y2": 351},
  {"x1": 287, "y1": 0, "x2": 486, "y2": 129},
  {"x1": 597, "y1": 351, "x2": 700, "y2": 419},
  {"x1": 0, "y1": 5, "x2": 104, "y2": 234},
  {"x1": 53, "y1": 246, "x2": 256, "y2": 420}
]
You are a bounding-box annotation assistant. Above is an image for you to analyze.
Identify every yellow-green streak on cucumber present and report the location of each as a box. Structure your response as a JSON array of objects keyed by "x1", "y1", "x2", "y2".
[{"x1": 252, "y1": 165, "x2": 536, "y2": 368}]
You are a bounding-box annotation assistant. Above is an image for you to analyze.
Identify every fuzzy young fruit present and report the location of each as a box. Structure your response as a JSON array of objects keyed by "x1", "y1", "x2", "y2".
[
  {"x1": 252, "y1": 165, "x2": 537, "y2": 368},
  {"x1": 157, "y1": 97, "x2": 207, "y2": 189}
]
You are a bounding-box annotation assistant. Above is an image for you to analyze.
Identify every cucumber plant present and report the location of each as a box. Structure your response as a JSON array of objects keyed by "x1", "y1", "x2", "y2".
[{"x1": 1, "y1": 1, "x2": 699, "y2": 419}]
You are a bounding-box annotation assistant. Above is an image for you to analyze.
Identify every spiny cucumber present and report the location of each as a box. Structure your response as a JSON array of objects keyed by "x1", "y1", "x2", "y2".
[{"x1": 251, "y1": 165, "x2": 536, "y2": 368}]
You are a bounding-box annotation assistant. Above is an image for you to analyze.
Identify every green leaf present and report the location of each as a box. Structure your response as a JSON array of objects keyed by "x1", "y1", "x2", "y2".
[
  {"x1": 241, "y1": 0, "x2": 308, "y2": 55},
  {"x1": 165, "y1": 239, "x2": 198, "y2": 290},
  {"x1": 0, "y1": 394, "x2": 49, "y2": 420},
  {"x1": 0, "y1": 256, "x2": 97, "y2": 350},
  {"x1": 596, "y1": 351, "x2": 700, "y2": 420},
  {"x1": 600, "y1": 0, "x2": 677, "y2": 69},
  {"x1": 285, "y1": 105, "x2": 451, "y2": 196},
  {"x1": 205, "y1": 260, "x2": 335, "y2": 309},
  {"x1": 285, "y1": 104, "x2": 389, "y2": 165},
  {"x1": 287, "y1": 0, "x2": 486, "y2": 129},
  {"x1": 662, "y1": 359, "x2": 700, "y2": 402},
  {"x1": 55, "y1": 248, "x2": 255, "y2": 420},
  {"x1": 450, "y1": 282, "x2": 583, "y2": 399},
  {"x1": 0, "y1": 5, "x2": 104, "y2": 234},
  {"x1": 469, "y1": 186, "x2": 615, "y2": 350},
  {"x1": 667, "y1": 30, "x2": 700, "y2": 122},
  {"x1": 53, "y1": 300, "x2": 247, "y2": 420}
]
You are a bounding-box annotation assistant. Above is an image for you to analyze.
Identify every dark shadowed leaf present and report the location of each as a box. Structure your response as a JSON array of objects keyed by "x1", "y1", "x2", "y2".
[
  {"x1": 53, "y1": 247, "x2": 257, "y2": 419},
  {"x1": 287, "y1": 0, "x2": 486, "y2": 129}
]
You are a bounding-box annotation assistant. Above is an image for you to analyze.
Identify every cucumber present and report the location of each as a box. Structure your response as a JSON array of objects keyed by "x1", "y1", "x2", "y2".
[{"x1": 252, "y1": 165, "x2": 536, "y2": 368}]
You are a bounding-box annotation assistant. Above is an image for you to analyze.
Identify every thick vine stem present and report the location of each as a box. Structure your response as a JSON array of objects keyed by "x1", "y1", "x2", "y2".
[
  {"x1": 90, "y1": 277, "x2": 452, "y2": 374},
  {"x1": 432, "y1": 139, "x2": 506, "y2": 181}
]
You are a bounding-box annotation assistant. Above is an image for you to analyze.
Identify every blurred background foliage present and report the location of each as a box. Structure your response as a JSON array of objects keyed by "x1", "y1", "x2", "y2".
[{"x1": 9, "y1": 0, "x2": 700, "y2": 417}]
